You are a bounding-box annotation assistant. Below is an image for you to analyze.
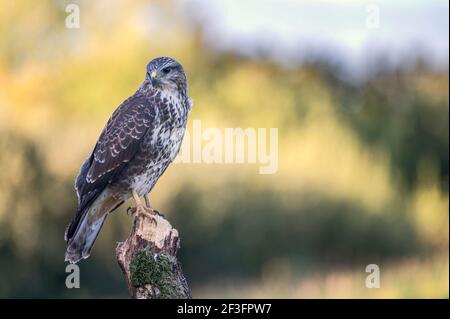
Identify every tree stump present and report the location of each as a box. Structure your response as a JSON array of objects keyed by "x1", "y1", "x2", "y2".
[{"x1": 116, "y1": 208, "x2": 191, "y2": 299}]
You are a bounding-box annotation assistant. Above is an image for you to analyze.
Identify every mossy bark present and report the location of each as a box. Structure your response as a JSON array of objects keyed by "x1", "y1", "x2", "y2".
[{"x1": 116, "y1": 210, "x2": 191, "y2": 299}]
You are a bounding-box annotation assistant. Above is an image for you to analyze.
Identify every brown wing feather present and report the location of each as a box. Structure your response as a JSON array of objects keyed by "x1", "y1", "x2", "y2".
[{"x1": 66, "y1": 92, "x2": 156, "y2": 241}]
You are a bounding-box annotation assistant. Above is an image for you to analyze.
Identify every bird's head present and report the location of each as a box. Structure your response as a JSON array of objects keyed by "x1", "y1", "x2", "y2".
[{"x1": 145, "y1": 57, "x2": 187, "y2": 95}]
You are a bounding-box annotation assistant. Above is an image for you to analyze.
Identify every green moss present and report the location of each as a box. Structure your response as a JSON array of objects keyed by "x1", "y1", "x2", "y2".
[{"x1": 130, "y1": 248, "x2": 184, "y2": 299}]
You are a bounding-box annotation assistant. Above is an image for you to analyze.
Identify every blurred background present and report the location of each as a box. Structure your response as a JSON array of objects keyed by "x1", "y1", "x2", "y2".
[{"x1": 0, "y1": 0, "x2": 448, "y2": 298}]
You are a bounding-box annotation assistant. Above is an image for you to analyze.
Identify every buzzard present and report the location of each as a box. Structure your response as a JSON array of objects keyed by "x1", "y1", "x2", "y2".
[{"x1": 65, "y1": 57, "x2": 192, "y2": 264}]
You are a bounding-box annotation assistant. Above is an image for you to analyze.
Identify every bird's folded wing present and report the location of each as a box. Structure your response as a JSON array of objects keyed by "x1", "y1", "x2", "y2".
[{"x1": 75, "y1": 94, "x2": 158, "y2": 212}]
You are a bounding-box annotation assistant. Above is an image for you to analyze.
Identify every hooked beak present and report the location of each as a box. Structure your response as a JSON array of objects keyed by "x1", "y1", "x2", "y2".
[{"x1": 149, "y1": 70, "x2": 159, "y2": 86}]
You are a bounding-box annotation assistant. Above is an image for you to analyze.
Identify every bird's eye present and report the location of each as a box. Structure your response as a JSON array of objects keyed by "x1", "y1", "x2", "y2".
[{"x1": 161, "y1": 67, "x2": 171, "y2": 75}]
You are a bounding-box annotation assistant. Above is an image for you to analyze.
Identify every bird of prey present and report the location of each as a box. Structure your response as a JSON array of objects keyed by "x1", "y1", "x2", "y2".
[{"x1": 65, "y1": 57, "x2": 192, "y2": 264}]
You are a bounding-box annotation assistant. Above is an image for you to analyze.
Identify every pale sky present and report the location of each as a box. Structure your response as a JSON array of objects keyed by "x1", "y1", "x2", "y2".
[{"x1": 181, "y1": 0, "x2": 449, "y2": 80}]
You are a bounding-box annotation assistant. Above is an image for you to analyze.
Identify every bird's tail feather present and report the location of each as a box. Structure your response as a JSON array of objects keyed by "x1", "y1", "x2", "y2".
[
  {"x1": 65, "y1": 191, "x2": 124, "y2": 264},
  {"x1": 65, "y1": 193, "x2": 123, "y2": 263},
  {"x1": 65, "y1": 208, "x2": 108, "y2": 264}
]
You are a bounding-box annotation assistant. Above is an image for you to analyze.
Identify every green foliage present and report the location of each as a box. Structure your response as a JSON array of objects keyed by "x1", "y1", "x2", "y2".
[{"x1": 169, "y1": 183, "x2": 422, "y2": 280}]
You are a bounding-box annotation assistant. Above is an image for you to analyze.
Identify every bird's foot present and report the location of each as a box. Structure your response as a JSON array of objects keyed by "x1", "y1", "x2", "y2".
[
  {"x1": 127, "y1": 204, "x2": 157, "y2": 225},
  {"x1": 126, "y1": 206, "x2": 136, "y2": 216},
  {"x1": 152, "y1": 209, "x2": 165, "y2": 218}
]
